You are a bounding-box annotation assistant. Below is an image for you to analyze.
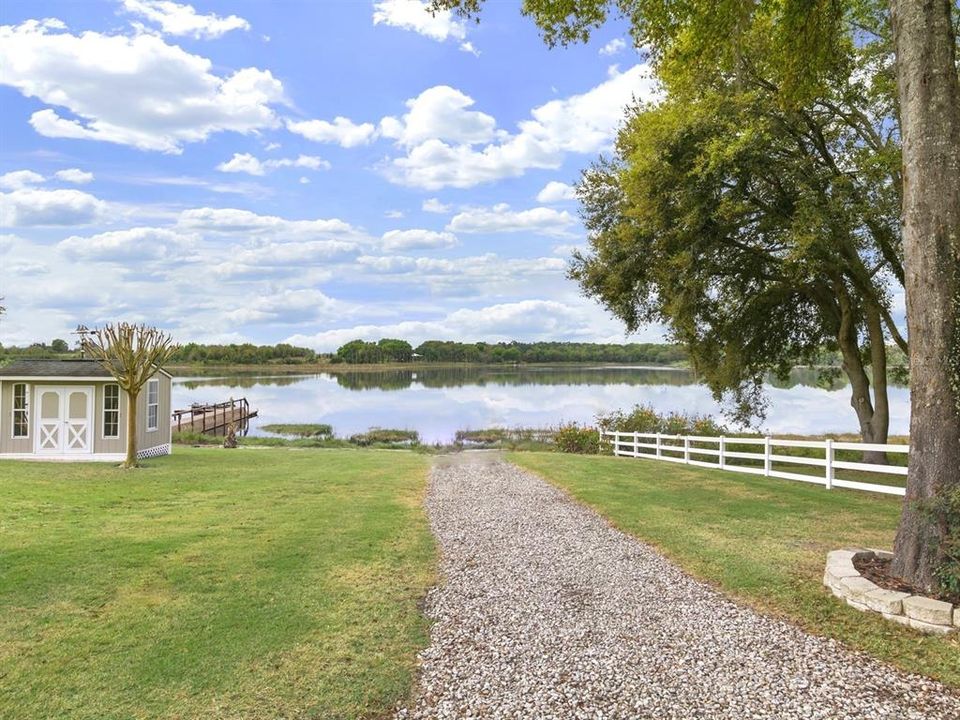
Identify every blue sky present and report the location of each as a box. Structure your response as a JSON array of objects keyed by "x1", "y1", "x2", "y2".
[{"x1": 0, "y1": 0, "x2": 663, "y2": 350}]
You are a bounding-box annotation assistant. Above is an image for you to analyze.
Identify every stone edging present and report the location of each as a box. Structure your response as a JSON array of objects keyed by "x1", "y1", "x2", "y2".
[{"x1": 823, "y1": 549, "x2": 959, "y2": 635}]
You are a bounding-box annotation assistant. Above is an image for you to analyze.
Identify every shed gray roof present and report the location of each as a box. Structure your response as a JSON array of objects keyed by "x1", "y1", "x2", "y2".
[{"x1": 0, "y1": 359, "x2": 115, "y2": 377}]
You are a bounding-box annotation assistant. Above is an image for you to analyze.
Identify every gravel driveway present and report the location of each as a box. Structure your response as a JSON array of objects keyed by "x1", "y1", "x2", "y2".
[{"x1": 396, "y1": 452, "x2": 959, "y2": 719}]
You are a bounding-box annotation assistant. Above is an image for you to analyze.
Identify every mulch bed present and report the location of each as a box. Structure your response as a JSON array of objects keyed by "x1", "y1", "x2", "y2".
[
  {"x1": 854, "y1": 555, "x2": 958, "y2": 604},
  {"x1": 854, "y1": 556, "x2": 916, "y2": 594}
]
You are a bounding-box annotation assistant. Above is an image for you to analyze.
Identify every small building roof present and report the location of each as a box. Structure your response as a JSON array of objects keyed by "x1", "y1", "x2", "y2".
[{"x1": 0, "y1": 359, "x2": 172, "y2": 379}]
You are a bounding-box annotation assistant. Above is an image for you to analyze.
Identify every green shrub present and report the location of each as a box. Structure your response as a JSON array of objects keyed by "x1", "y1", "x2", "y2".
[
  {"x1": 934, "y1": 486, "x2": 960, "y2": 603},
  {"x1": 596, "y1": 404, "x2": 726, "y2": 436},
  {"x1": 554, "y1": 423, "x2": 600, "y2": 454}
]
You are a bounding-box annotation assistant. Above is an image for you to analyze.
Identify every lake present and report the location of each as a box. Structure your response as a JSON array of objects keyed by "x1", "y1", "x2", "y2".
[{"x1": 171, "y1": 365, "x2": 909, "y2": 443}]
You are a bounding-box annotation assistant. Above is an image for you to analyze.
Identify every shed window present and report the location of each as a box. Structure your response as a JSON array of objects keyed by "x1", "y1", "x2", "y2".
[
  {"x1": 103, "y1": 384, "x2": 120, "y2": 438},
  {"x1": 146, "y1": 379, "x2": 159, "y2": 431},
  {"x1": 12, "y1": 383, "x2": 29, "y2": 438}
]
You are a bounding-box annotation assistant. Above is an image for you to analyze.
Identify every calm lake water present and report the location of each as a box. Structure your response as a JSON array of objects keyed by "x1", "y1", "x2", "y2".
[{"x1": 171, "y1": 365, "x2": 909, "y2": 443}]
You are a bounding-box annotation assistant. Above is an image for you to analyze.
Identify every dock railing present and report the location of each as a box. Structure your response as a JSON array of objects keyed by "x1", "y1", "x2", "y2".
[
  {"x1": 600, "y1": 431, "x2": 908, "y2": 496},
  {"x1": 172, "y1": 398, "x2": 255, "y2": 436}
]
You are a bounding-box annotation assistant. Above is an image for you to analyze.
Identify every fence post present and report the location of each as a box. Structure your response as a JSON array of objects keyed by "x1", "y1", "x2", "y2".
[
  {"x1": 719, "y1": 435, "x2": 726, "y2": 470},
  {"x1": 633, "y1": 433, "x2": 639, "y2": 458},
  {"x1": 613, "y1": 431, "x2": 620, "y2": 456},
  {"x1": 825, "y1": 438, "x2": 834, "y2": 490},
  {"x1": 656, "y1": 432, "x2": 662, "y2": 459},
  {"x1": 683, "y1": 436, "x2": 690, "y2": 464},
  {"x1": 764, "y1": 436, "x2": 771, "y2": 476}
]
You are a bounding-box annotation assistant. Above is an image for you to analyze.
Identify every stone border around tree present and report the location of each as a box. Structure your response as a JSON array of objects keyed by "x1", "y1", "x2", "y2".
[{"x1": 823, "y1": 549, "x2": 959, "y2": 635}]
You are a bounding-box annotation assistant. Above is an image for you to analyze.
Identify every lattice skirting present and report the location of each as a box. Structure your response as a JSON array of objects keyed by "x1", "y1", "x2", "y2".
[{"x1": 137, "y1": 443, "x2": 172, "y2": 459}]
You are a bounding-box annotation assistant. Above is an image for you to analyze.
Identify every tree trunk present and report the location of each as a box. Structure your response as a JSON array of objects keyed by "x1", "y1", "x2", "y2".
[
  {"x1": 124, "y1": 388, "x2": 139, "y2": 469},
  {"x1": 864, "y1": 302, "x2": 891, "y2": 463},
  {"x1": 835, "y1": 284, "x2": 890, "y2": 462},
  {"x1": 889, "y1": 0, "x2": 960, "y2": 591}
]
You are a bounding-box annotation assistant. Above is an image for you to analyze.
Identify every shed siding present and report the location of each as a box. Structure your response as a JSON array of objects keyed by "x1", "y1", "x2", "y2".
[
  {"x1": 136, "y1": 372, "x2": 172, "y2": 451},
  {"x1": 92, "y1": 382, "x2": 127, "y2": 455}
]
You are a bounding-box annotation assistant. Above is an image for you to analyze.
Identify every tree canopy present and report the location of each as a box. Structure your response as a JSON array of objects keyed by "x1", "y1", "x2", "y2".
[{"x1": 572, "y1": 57, "x2": 904, "y2": 443}]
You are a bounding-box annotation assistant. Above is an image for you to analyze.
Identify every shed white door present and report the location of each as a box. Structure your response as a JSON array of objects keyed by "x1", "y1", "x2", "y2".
[{"x1": 35, "y1": 387, "x2": 93, "y2": 454}]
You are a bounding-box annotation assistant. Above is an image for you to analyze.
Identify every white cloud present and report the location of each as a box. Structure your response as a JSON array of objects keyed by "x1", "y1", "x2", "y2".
[
  {"x1": 225, "y1": 288, "x2": 343, "y2": 325},
  {"x1": 216, "y1": 152, "x2": 329, "y2": 175},
  {"x1": 4, "y1": 260, "x2": 48, "y2": 276},
  {"x1": 121, "y1": 0, "x2": 250, "y2": 39},
  {"x1": 285, "y1": 299, "x2": 603, "y2": 351},
  {"x1": 172, "y1": 206, "x2": 365, "y2": 278},
  {"x1": 372, "y1": 0, "x2": 477, "y2": 54},
  {"x1": 0, "y1": 188, "x2": 108, "y2": 227},
  {"x1": 459, "y1": 41, "x2": 480, "y2": 57},
  {"x1": 552, "y1": 243, "x2": 587, "y2": 257},
  {"x1": 176, "y1": 207, "x2": 361, "y2": 240},
  {"x1": 285, "y1": 116, "x2": 377, "y2": 148},
  {"x1": 380, "y1": 85, "x2": 499, "y2": 147},
  {"x1": 0, "y1": 170, "x2": 45, "y2": 191},
  {"x1": 211, "y1": 240, "x2": 357, "y2": 279},
  {"x1": 0, "y1": 19, "x2": 284, "y2": 153},
  {"x1": 422, "y1": 197, "x2": 451, "y2": 214},
  {"x1": 447, "y1": 204, "x2": 576, "y2": 237},
  {"x1": 0, "y1": 233, "x2": 20, "y2": 253},
  {"x1": 299, "y1": 176, "x2": 310, "y2": 184},
  {"x1": 217, "y1": 153, "x2": 266, "y2": 175},
  {"x1": 599, "y1": 38, "x2": 626, "y2": 56},
  {"x1": 357, "y1": 253, "x2": 564, "y2": 277},
  {"x1": 54, "y1": 168, "x2": 95, "y2": 184},
  {"x1": 383, "y1": 64, "x2": 657, "y2": 189},
  {"x1": 58, "y1": 226, "x2": 195, "y2": 261},
  {"x1": 536, "y1": 181, "x2": 576, "y2": 203},
  {"x1": 385, "y1": 209, "x2": 405, "y2": 219},
  {"x1": 381, "y1": 228, "x2": 458, "y2": 252},
  {"x1": 523, "y1": 64, "x2": 655, "y2": 153}
]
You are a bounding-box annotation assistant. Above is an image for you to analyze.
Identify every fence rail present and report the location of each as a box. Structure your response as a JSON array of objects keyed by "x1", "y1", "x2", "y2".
[{"x1": 601, "y1": 431, "x2": 908, "y2": 496}]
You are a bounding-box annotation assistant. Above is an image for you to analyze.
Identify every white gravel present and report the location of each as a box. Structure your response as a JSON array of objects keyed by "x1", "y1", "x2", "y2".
[{"x1": 396, "y1": 452, "x2": 960, "y2": 719}]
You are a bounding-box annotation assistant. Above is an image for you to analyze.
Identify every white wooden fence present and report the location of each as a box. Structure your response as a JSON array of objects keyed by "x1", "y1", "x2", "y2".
[{"x1": 601, "y1": 431, "x2": 908, "y2": 496}]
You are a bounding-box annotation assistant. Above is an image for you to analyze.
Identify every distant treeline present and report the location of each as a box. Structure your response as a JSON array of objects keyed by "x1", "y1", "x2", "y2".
[
  {"x1": 0, "y1": 340, "x2": 319, "y2": 366},
  {"x1": 1, "y1": 337, "x2": 689, "y2": 366},
  {"x1": 0, "y1": 339, "x2": 73, "y2": 358},
  {"x1": 170, "y1": 342, "x2": 317, "y2": 365},
  {"x1": 333, "y1": 339, "x2": 688, "y2": 365}
]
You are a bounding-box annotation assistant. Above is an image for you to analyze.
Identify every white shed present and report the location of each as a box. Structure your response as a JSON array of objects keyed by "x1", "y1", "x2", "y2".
[{"x1": 0, "y1": 359, "x2": 172, "y2": 461}]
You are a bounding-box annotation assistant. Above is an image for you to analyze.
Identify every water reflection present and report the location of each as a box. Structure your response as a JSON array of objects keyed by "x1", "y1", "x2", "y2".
[{"x1": 171, "y1": 365, "x2": 909, "y2": 443}]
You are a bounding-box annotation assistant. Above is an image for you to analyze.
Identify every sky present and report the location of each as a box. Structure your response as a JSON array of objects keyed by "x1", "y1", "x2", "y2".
[{"x1": 0, "y1": 0, "x2": 663, "y2": 351}]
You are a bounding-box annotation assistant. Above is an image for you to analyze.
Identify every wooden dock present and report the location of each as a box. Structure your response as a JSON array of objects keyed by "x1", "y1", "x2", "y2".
[{"x1": 172, "y1": 398, "x2": 258, "y2": 436}]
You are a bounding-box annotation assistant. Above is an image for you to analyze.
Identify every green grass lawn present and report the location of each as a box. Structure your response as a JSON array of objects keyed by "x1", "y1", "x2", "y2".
[
  {"x1": 0, "y1": 446, "x2": 435, "y2": 720},
  {"x1": 510, "y1": 451, "x2": 960, "y2": 687}
]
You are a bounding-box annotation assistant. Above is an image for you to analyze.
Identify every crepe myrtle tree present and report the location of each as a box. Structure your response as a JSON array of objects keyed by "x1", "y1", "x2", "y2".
[
  {"x1": 82, "y1": 323, "x2": 178, "y2": 469},
  {"x1": 435, "y1": 0, "x2": 960, "y2": 592}
]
